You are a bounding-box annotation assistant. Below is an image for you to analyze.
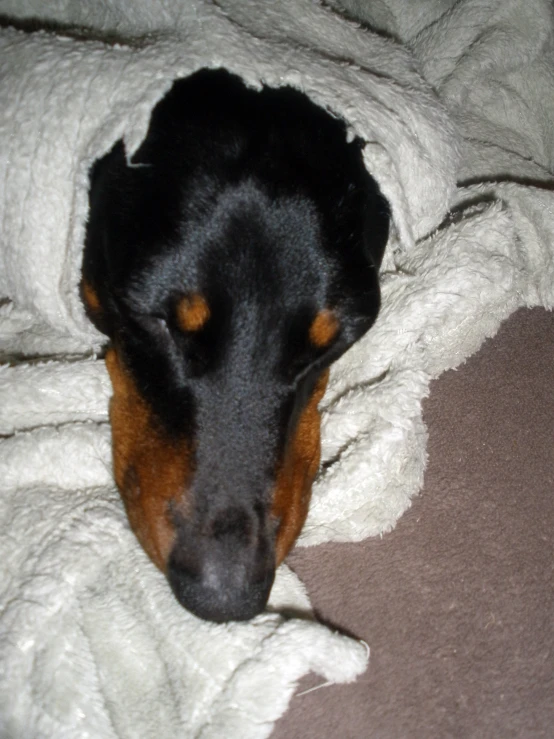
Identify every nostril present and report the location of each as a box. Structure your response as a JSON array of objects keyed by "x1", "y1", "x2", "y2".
[{"x1": 210, "y1": 506, "x2": 252, "y2": 541}]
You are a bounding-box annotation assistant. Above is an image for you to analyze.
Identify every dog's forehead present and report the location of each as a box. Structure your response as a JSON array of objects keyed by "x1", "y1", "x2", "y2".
[{"x1": 128, "y1": 182, "x2": 335, "y2": 314}]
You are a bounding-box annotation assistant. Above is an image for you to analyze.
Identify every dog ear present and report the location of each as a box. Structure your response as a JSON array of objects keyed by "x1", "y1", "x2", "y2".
[
  {"x1": 363, "y1": 187, "x2": 390, "y2": 272},
  {"x1": 81, "y1": 141, "x2": 129, "y2": 337},
  {"x1": 325, "y1": 181, "x2": 390, "y2": 349}
]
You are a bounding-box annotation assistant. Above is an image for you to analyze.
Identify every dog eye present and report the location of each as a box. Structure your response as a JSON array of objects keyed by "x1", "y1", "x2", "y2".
[
  {"x1": 153, "y1": 316, "x2": 171, "y2": 336},
  {"x1": 132, "y1": 313, "x2": 172, "y2": 339}
]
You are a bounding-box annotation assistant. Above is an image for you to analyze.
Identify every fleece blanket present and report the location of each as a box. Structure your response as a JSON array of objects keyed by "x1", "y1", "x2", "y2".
[{"x1": 1, "y1": 0, "x2": 554, "y2": 737}]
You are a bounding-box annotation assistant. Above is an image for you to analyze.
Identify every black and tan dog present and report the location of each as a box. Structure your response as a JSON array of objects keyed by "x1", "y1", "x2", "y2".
[{"x1": 82, "y1": 68, "x2": 389, "y2": 622}]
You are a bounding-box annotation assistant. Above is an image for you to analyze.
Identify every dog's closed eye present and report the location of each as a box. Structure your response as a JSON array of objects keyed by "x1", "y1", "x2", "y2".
[{"x1": 133, "y1": 313, "x2": 172, "y2": 339}]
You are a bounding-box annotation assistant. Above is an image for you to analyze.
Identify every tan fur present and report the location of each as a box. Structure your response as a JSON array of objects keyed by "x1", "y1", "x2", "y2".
[
  {"x1": 272, "y1": 370, "x2": 329, "y2": 564},
  {"x1": 309, "y1": 309, "x2": 339, "y2": 348},
  {"x1": 176, "y1": 294, "x2": 210, "y2": 332},
  {"x1": 105, "y1": 348, "x2": 192, "y2": 571}
]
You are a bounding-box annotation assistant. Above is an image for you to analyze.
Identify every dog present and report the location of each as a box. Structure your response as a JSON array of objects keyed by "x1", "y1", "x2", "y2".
[{"x1": 81, "y1": 68, "x2": 389, "y2": 622}]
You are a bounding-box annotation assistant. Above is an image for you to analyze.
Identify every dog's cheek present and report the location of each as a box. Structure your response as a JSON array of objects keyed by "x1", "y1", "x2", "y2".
[
  {"x1": 105, "y1": 348, "x2": 192, "y2": 572},
  {"x1": 272, "y1": 369, "x2": 329, "y2": 564}
]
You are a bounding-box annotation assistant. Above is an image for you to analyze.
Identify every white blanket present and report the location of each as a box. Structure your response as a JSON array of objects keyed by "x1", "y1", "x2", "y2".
[{"x1": 1, "y1": 1, "x2": 554, "y2": 737}]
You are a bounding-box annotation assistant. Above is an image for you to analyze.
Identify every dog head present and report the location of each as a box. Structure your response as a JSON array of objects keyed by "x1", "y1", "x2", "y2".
[{"x1": 82, "y1": 69, "x2": 389, "y2": 621}]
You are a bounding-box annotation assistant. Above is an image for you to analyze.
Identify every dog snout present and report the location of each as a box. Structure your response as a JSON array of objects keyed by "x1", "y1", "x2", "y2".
[{"x1": 167, "y1": 506, "x2": 275, "y2": 622}]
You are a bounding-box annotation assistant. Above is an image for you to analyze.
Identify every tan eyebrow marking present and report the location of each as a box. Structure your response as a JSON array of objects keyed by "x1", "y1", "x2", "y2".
[
  {"x1": 309, "y1": 309, "x2": 339, "y2": 348},
  {"x1": 176, "y1": 294, "x2": 210, "y2": 332},
  {"x1": 81, "y1": 280, "x2": 102, "y2": 313}
]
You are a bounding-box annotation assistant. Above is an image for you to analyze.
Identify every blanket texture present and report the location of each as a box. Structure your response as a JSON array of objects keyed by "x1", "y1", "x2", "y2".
[{"x1": 1, "y1": 0, "x2": 553, "y2": 737}]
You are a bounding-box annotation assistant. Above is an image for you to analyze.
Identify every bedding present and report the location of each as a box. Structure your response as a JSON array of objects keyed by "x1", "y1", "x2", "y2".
[{"x1": 1, "y1": 1, "x2": 553, "y2": 736}]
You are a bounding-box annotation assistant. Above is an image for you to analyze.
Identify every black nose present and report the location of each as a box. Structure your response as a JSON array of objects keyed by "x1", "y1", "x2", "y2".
[
  {"x1": 168, "y1": 559, "x2": 274, "y2": 622},
  {"x1": 167, "y1": 507, "x2": 275, "y2": 623}
]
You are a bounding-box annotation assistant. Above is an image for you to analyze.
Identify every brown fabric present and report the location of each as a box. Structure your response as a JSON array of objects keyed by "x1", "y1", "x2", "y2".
[{"x1": 273, "y1": 307, "x2": 554, "y2": 739}]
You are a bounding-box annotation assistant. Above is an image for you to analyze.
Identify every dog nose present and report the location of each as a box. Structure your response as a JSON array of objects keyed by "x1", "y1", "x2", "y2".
[
  {"x1": 167, "y1": 507, "x2": 275, "y2": 622},
  {"x1": 167, "y1": 559, "x2": 274, "y2": 622}
]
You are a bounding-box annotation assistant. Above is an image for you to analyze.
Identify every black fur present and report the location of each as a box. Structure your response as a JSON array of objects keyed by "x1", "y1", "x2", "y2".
[{"x1": 83, "y1": 68, "x2": 389, "y2": 622}]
